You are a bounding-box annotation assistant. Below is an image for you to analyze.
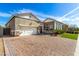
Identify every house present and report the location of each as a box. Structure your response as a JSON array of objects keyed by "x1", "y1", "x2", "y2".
[
  {"x1": 0, "y1": 13, "x2": 68, "y2": 36},
  {"x1": 40, "y1": 18, "x2": 68, "y2": 33},
  {"x1": 5, "y1": 13, "x2": 41, "y2": 36}
]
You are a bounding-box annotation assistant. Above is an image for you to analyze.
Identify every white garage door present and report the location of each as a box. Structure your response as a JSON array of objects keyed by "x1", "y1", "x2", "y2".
[{"x1": 20, "y1": 28, "x2": 37, "y2": 36}]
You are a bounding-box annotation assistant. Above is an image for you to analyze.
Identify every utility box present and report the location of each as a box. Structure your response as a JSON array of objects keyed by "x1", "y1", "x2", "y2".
[{"x1": 0, "y1": 27, "x2": 3, "y2": 37}]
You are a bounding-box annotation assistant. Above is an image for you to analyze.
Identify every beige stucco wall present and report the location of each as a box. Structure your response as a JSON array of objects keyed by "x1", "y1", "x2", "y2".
[
  {"x1": 18, "y1": 13, "x2": 39, "y2": 21},
  {"x1": 6, "y1": 14, "x2": 40, "y2": 36},
  {"x1": 0, "y1": 27, "x2": 3, "y2": 37},
  {"x1": 15, "y1": 17, "x2": 40, "y2": 30},
  {"x1": 14, "y1": 17, "x2": 40, "y2": 36}
]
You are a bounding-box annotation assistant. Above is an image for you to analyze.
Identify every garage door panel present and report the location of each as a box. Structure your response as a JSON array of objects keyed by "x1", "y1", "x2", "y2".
[{"x1": 20, "y1": 28, "x2": 37, "y2": 36}]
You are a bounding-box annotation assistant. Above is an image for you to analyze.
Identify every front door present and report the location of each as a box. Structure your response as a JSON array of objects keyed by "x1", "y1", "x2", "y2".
[{"x1": 40, "y1": 26, "x2": 42, "y2": 33}]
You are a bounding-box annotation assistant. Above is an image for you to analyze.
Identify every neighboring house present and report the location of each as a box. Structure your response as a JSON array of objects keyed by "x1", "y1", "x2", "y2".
[
  {"x1": 5, "y1": 13, "x2": 41, "y2": 36},
  {"x1": 40, "y1": 18, "x2": 68, "y2": 33},
  {"x1": 0, "y1": 26, "x2": 3, "y2": 37}
]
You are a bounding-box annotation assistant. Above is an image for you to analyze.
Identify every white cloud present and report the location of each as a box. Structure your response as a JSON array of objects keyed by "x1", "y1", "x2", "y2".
[
  {"x1": 10, "y1": 9, "x2": 61, "y2": 21},
  {"x1": 61, "y1": 17, "x2": 79, "y2": 27},
  {"x1": 0, "y1": 12, "x2": 11, "y2": 17},
  {"x1": 10, "y1": 8, "x2": 79, "y2": 27}
]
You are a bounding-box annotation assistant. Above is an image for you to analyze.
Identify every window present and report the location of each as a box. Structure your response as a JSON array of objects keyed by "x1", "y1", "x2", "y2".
[
  {"x1": 44, "y1": 25, "x2": 49, "y2": 30},
  {"x1": 29, "y1": 15, "x2": 31, "y2": 18},
  {"x1": 49, "y1": 25, "x2": 54, "y2": 30}
]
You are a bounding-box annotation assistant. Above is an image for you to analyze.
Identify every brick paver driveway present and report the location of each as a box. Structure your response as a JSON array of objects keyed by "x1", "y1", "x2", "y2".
[{"x1": 3, "y1": 35, "x2": 77, "y2": 56}]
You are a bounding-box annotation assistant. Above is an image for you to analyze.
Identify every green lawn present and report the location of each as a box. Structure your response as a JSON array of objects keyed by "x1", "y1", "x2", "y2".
[{"x1": 61, "y1": 33, "x2": 78, "y2": 40}]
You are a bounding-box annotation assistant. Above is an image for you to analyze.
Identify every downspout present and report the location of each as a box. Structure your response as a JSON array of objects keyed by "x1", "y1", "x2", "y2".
[{"x1": 54, "y1": 21, "x2": 56, "y2": 30}]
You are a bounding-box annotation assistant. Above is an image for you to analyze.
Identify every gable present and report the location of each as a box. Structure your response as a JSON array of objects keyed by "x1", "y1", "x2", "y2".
[
  {"x1": 16, "y1": 13, "x2": 40, "y2": 22},
  {"x1": 6, "y1": 13, "x2": 40, "y2": 26},
  {"x1": 44, "y1": 18, "x2": 65, "y2": 25},
  {"x1": 15, "y1": 17, "x2": 40, "y2": 30},
  {"x1": 44, "y1": 18, "x2": 54, "y2": 22}
]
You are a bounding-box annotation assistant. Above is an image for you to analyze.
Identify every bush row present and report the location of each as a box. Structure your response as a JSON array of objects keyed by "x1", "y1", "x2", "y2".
[{"x1": 53, "y1": 30, "x2": 65, "y2": 34}]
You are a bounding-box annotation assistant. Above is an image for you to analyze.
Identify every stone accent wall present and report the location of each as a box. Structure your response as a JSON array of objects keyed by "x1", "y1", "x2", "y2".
[{"x1": 6, "y1": 17, "x2": 15, "y2": 36}]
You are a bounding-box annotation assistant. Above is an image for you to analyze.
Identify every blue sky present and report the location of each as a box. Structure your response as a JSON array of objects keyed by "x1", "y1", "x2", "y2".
[{"x1": 0, "y1": 3, "x2": 79, "y2": 27}]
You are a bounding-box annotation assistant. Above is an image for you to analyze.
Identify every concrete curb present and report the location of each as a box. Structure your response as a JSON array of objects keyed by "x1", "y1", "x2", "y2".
[{"x1": 74, "y1": 34, "x2": 79, "y2": 56}]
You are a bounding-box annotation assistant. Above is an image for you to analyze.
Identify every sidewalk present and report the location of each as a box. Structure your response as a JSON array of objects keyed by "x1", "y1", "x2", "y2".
[
  {"x1": 74, "y1": 34, "x2": 79, "y2": 56},
  {"x1": 0, "y1": 37, "x2": 4, "y2": 56}
]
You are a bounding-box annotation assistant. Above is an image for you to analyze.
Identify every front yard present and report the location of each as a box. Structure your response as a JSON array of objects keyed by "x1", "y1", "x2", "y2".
[{"x1": 61, "y1": 33, "x2": 78, "y2": 40}]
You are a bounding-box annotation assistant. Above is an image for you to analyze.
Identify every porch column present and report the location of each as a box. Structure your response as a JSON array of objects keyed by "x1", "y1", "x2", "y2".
[
  {"x1": 42, "y1": 24, "x2": 44, "y2": 33},
  {"x1": 54, "y1": 21, "x2": 56, "y2": 30}
]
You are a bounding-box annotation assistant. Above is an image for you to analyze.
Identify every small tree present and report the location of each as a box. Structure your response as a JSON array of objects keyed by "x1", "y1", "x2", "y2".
[{"x1": 68, "y1": 24, "x2": 79, "y2": 33}]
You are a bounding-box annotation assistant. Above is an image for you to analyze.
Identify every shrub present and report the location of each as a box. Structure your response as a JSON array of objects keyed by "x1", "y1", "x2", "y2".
[{"x1": 53, "y1": 30, "x2": 65, "y2": 34}]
